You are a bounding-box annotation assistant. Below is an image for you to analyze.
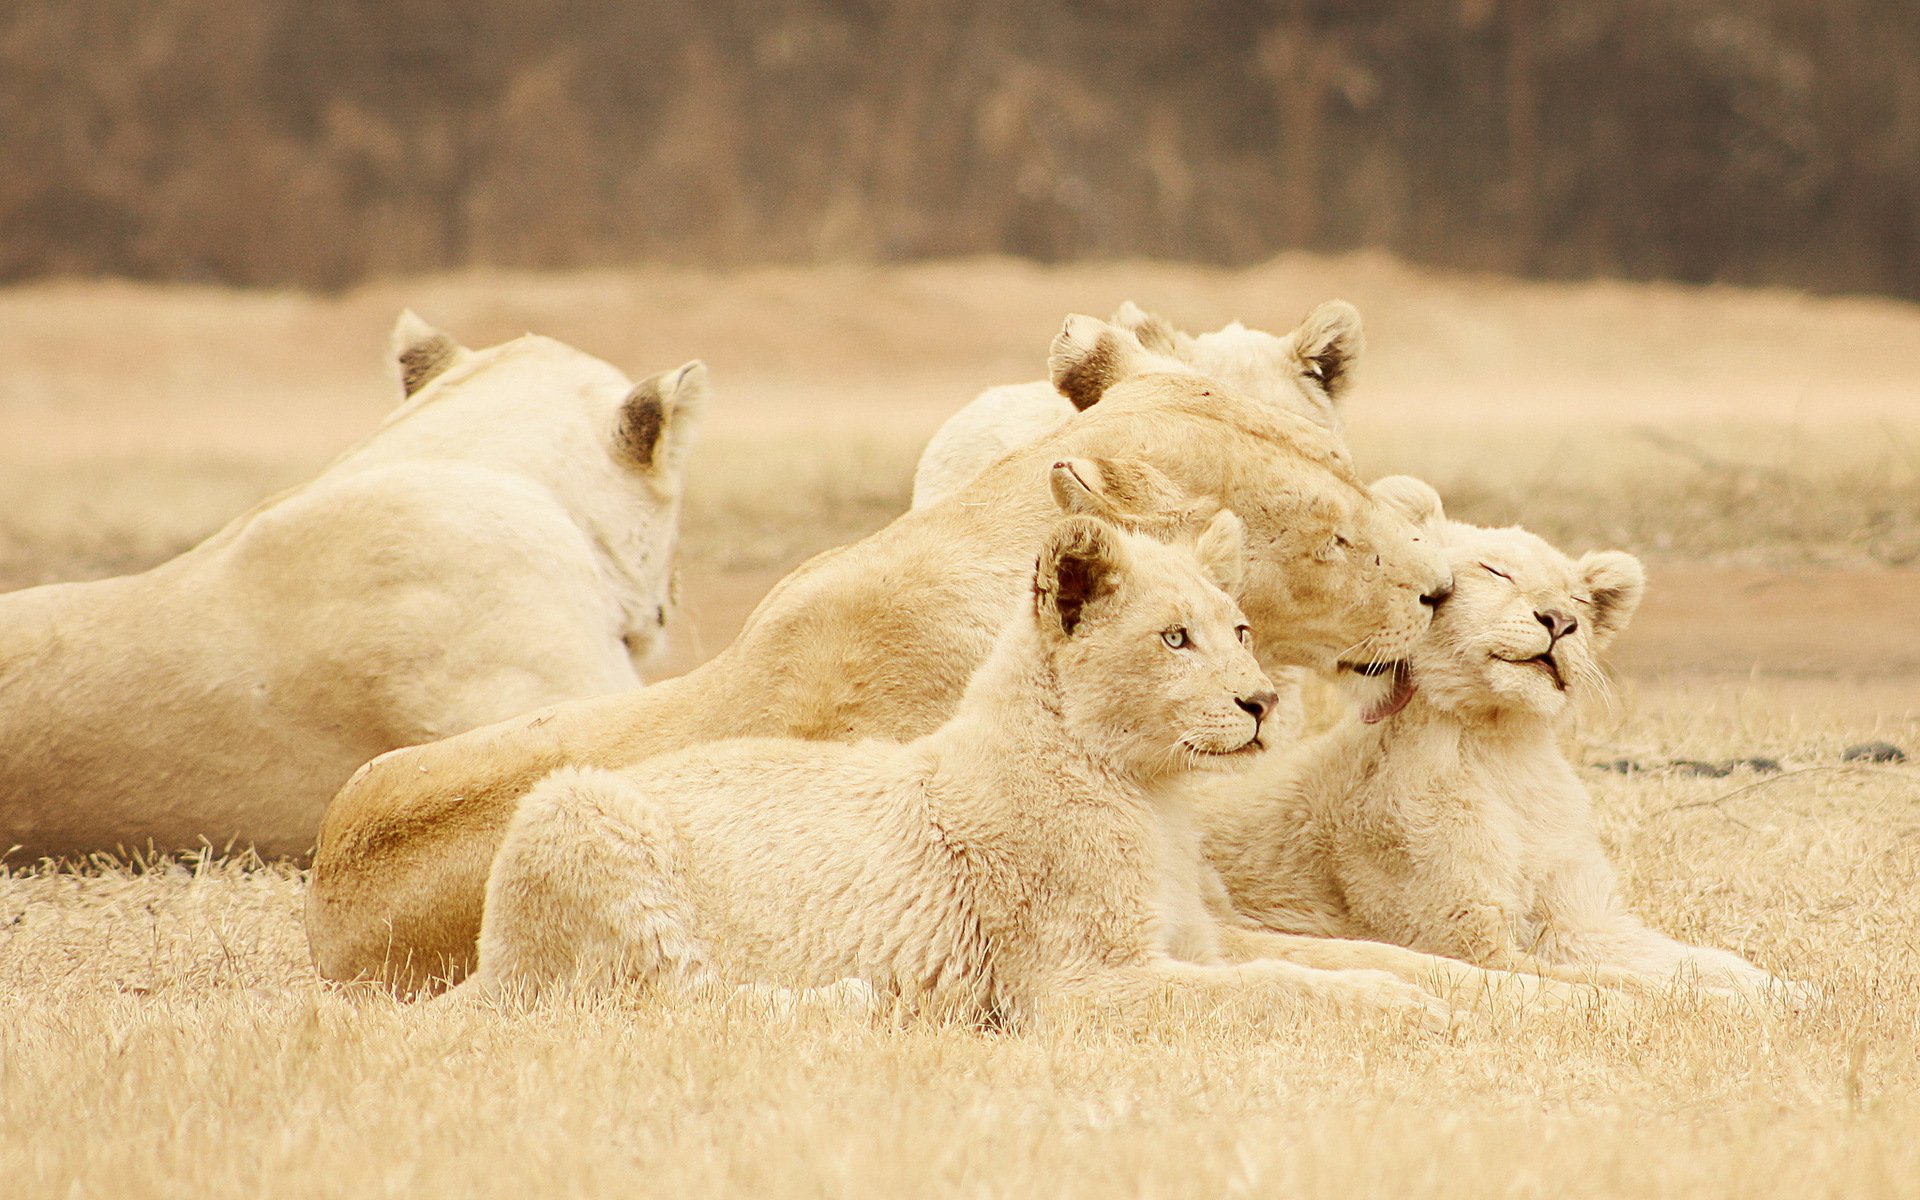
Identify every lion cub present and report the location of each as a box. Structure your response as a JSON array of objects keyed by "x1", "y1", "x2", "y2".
[
  {"x1": 455, "y1": 506, "x2": 1447, "y2": 1028},
  {"x1": 1204, "y1": 504, "x2": 1797, "y2": 999}
]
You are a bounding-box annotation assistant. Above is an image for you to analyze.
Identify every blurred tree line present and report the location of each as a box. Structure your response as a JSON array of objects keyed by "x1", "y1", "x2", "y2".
[{"x1": 3, "y1": 0, "x2": 1916, "y2": 295}]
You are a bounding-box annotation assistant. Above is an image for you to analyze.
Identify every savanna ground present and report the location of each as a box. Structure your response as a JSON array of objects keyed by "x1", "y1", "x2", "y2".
[{"x1": 2, "y1": 256, "x2": 1917, "y2": 1198}]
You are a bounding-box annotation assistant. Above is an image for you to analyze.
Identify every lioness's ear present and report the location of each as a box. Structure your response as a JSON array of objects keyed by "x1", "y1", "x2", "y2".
[
  {"x1": 1369, "y1": 475, "x2": 1446, "y2": 529},
  {"x1": 1035, "y1": 516, "x2": 1131, "y2": 637},
  {"x1": 1108, "y1": 301, "x2": 1187, "y2": 358},
  {"x1": 1192, "y1": 509, "x2": 1247, "y2": 595},
  {"x1": 1286, "y1": 300, "x2": 1364, "y2": 404},
  {"x1": 617, "y1": 360, "x2": 708, "y2": 475},
  {"x1": 1048, "y1": 314, "x2": 1194, "y2": 412},
  {"x1": 1577, "y1": 551, "x2": 1646, "y2": 650},
  {"x1": 391, "y1": 309, "x2": 463, "y2": 397},
  {"x1": 1048, "y1": 456, "x2": 1184, "y2": 518}
]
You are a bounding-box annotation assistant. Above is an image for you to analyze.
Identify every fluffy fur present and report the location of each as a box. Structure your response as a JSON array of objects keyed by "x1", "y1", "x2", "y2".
[
  {"x1": 305, "y1": 313, "x2": 1452, "y2": 994},
  {"x1": 908, "y1": 299, "x2": 1362, "y2": 510},
  {"x1": 0, "y1": 313, "x2": 703, "y2": 860},
  {"x1": 1202, "y1": 516, "x2": 1801, "y2": 999},
  {"x1": 455, "y1": 512, "x2": 1448, "y2": 1030}
]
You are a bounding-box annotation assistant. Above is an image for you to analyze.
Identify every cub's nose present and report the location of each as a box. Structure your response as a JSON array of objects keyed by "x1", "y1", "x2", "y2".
[
  {"x1": 1236, "y1": 690, "x2": 1278, "y2": 724},
  {"x1": 1536, "y1": 609, "x2": 1577, "y2": 641},
  {"x1": 1420, "y1": 579, "x2": 1454, "y2": 608}
]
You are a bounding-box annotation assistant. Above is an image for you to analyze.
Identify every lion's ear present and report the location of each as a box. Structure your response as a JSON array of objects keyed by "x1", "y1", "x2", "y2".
[
  {"x1": 391, "y1": 309, "x2": 463, "y2": 398},
  {"x1": 1286, "y1": 300, "x2": 1364, "y2": 404},
  {"x1": 617, "y1": 360, "x2": 708, "y2": 475},
  {"x1": 1048, "y1": 456, "x2": 1186, "y2": 518},
  {"x1": 1192, "y1": 509, "x2": 1246, "y2": 595},
  {"x1": 1035, "y1": 516, "x2": 1132, "y2": 637},
  {"x1": 1369, "y1": 475, "x2": 1446, "y2": 529},
  {"x1": 1577, "y1": 551, "x2": 1646, "y2": 650},
  {"x1": 1107, "y1": 301, "x2": 1187, "y2": 358},
  {"x1": 1047, "y1": 315, "x2": 1194, "y2": 411}
]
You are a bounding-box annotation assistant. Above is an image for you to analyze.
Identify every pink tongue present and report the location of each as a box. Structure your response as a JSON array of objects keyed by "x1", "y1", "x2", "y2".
[{"x1": 1361, "y1": 662, "x2": 1416, "y2": 724}]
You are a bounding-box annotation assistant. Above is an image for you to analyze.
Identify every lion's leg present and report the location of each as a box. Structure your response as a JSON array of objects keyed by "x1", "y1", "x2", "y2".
[
  {"x1": 1214, "y1": 925, "x2": 1612, "y2": 1009},
  {"x1": 448, "y1": 765, "x2": 714, "y2": 1007},
  {"x1": 1036, "y1": 955, "x2": 1452, "y2": 1033}
]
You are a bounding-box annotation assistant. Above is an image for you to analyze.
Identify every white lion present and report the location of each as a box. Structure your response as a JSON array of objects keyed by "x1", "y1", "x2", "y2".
[
  {"x1": 909, "y1": 299, "x2": 1361, "y2": 509},
  {"x1": 1203, "y1": 503, "x2": 1800, "y2": 999},
  {"x1": 0, "y1": 313, "x2": 703, "y2": 861},
  {"x1": 454, "y1": 504, "x2": 1448, "y2": 1030}
]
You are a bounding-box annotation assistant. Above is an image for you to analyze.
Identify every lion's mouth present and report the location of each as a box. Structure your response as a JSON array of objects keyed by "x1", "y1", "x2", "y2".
[
  {"x1": 1185, "y1": 735, "x2": 1265, "y2": 759},
  {"x1": 1340, "y1": 660, "x2": 1416, "y2": 724},
  {"x1": 1498, "y1": 652, "x2": 1566, "y2": 691}
]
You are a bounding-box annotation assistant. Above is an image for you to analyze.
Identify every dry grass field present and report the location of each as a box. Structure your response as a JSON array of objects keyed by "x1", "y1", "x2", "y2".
[{"x1": 3, "y1": 256, "x2": 1918, "y2": 1198}]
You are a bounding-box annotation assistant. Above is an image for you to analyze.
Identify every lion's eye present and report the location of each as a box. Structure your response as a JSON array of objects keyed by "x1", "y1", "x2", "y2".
[
  {"x1": 1481, "y1": 562, "x2": 1513, "y2": 582},
  {"x1": 1571, "y1": 594, "x2": 1593, "y2": 606},
  {"x1": 1162, "y1": 627, "x2": 1190, "y2": 650},
  {"x1": 1235, "y1": 625, "x2": 1252, "y2": 646}
]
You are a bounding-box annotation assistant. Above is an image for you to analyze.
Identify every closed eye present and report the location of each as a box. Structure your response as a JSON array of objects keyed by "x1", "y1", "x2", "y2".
[{"x1": 1480, "y1": 562, "x2": 1513, "y2": 581}]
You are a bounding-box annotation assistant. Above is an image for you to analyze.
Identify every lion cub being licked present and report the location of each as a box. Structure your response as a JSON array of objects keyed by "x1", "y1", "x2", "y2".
[
  {"x1": 0, "y1": 313, "x2": 703, "y2": 861},
  {"x1": 455, "y1": 505, "x2": 1450, "y2": 1030},
  {"x1": 1203, "y1": 495, "x2": 1799, "y2": 999}
]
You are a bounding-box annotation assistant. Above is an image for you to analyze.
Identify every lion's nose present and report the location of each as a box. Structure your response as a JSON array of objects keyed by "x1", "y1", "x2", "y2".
[
  {"x1": 1536, "y1": 609, "x2": 1577, "y2": 641},
  {"x1": 1236, "y1": 690, "x2": 1278, "y2": 725},
  {"x1": 1420, "y1": 579, "x2": 1454, "y2": 608}
]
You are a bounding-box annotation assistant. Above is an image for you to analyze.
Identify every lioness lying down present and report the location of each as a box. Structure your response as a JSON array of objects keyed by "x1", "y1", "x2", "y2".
[
  {"x1": 1203, "y1": 507, "x2": 1801, "y2": 999},
  {"x1": 0, "y1": 313, "x2": 702, "y2": 861},
  {"x1": 307, "y1": 314, "x2": 1452, "y2": 994},
  {"x1": 456, "y1": 508, "x2": 1448, "y2": 1029}
]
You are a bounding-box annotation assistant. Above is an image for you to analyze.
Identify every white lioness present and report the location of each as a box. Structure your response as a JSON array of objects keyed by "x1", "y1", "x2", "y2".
[
  {"x1": 909, "y1": 300, "x2": 1361, "y2": 509},
  {"x1": 457, "y1": 506, "x2": 1448, "y2": 1030},
  {"x1": 306, "y1": 314, "x2": 1452, "y2": 994},
  {"x1": 0, "y1": 313, "x2": 703, "y2": 861},
  {"x1": 1203, "y1": 506, "x2": 1797, "y2": 998}
]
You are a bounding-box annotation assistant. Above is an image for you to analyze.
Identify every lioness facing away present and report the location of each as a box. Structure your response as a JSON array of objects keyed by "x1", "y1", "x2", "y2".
[
  {"x1": 307, "y1": 314, "x2": 1452, "y2": 994},
  {"x1": 457, "y1": 508, "x2": 1449, "y2": 1030},
  {"x1": 1202, "y1": 507, "x2": 1801, "y2": 999},
  {"x1": 910, "y1": 300, "x2": 1361, "y2": 509},
  {"x1": 0, "y1": 313, "x2": 703, "y2": 862}
]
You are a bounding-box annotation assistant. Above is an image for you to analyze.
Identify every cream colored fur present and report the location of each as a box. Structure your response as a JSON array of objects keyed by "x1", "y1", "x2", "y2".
[
  {"x1": 0, "y1": 313, "x2": 703, "y2": 861},
  {"x1": 456, "y1": 511, "x2": 1449, "y2": 1030},
  {"x1": 1203, "y1": 514, "x2": 1801, "y2": 1000},
  {"x1": 305, "y1": 313, "x2": 1452, "y2": 994},
  {"x1": 909, "y1": 300, "x2": 1361, "y2": 510},
  {"x1": 909, "y1": 300, "x2": 1365, "y2": 745}
]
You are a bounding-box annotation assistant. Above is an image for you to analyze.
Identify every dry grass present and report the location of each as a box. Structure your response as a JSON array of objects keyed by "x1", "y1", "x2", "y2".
[{"x1": 2, "y1": 691, "x2": 1916, "y2": 1199}]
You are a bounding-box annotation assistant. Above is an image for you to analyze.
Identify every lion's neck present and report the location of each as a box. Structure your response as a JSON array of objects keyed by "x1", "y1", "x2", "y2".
[{"x1": 925, "y1": 623, "x2": 1155, "y2": 813}]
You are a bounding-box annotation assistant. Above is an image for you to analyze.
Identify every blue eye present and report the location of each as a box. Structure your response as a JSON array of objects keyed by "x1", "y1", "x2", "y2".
[
  {"x1": 1235, "y1": 625, "x2": 1252, "y2": 646},
  {"x1": 1162, "y1": 627, "x2": 1189, "y2": 650}
]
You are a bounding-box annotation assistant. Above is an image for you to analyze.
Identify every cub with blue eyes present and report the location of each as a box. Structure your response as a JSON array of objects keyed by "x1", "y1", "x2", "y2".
[{"x1": 1199, "y1": 500, "x2": 1805, "y2": 1002}]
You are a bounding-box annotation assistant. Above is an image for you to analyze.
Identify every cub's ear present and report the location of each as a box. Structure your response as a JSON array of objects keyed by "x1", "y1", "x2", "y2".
[
  {"x1": 1577, "y1": 551, "x2": 1646, "y2": 650},
  {"x1": 1285, "y1": 300, "x2": 1364, "y2": 404},
  {"x1": 617, "y1": 360, "x2": 708, "y2": 476},
  {"x1": 1107, "y1": 300, "x2": 1188, "y2": 358},
  {"x1": 1035, "y1": 515, "x2": 1132, "y2": 637},
  {"x1": 1368, "y1": 475, "x2": 1446, "y2": 529},
  {"x1": 1047, "y1": 314, "x2": 1195, "y2": 412},
  {"x1": 1192, "y1": 509, "x2": 1247, "y2": 595},
  {"x1": 391, "y1": 309, "x2": 463, "y2": 397}
]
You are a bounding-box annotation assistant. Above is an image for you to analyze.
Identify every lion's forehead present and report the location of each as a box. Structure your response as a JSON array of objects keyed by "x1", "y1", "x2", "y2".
[{"x1": 1444, "y1": 526, "x2": 1579, "y2": 590}]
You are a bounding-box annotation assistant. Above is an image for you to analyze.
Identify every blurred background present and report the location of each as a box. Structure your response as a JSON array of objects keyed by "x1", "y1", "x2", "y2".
[
  {"x1": 4, "y1": 0, "x2": 1918, "y2": 709},
  {"x1": 5, "y1": 0, "x2": 1919, "y2": 297}
]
